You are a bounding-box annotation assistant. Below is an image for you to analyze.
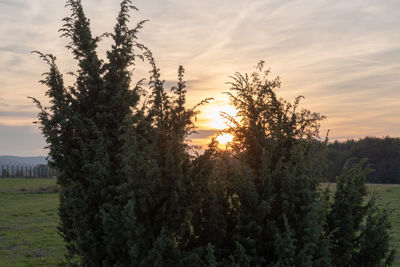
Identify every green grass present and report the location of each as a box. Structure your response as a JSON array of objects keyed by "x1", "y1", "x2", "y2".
[
  {"x1": 0, "y1": 178, "x2": 57, "y2": 193},
  {"x1": 0, "y1": 179, "x2": 399, "y2": 266},
  {"x1": 0, "y1": 178, "x2": 65, "y2": 266}
]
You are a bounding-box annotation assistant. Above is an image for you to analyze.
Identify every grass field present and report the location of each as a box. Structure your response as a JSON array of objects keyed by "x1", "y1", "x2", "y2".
[
  {"x1": 0, "y1": 178, "x2": 399, "y2": 266},
  {"x1": 0, "y1": 178, "x2": 65, "y2": 266}
]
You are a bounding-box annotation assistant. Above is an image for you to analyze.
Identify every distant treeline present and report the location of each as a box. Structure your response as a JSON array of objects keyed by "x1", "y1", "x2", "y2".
[
  {"x1": 326, "y1": 137, "x2": 400, "y2": 184},
  {"x1": 0, "y1": 164, "x2": 57, "y2": 178}
]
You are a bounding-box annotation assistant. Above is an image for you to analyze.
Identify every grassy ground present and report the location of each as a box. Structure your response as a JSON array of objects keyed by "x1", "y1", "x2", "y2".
[
  {"x1": 0, "y1": 178, "x2": 65, "y2": 266},
  {"x1": 0, "y1": 178, "x2": 399, "y2": 266}
]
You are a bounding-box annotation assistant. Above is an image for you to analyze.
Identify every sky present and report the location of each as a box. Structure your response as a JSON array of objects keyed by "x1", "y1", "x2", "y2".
[{"x1": 1, "y1": 0, "x2": 400, "y2": 156}]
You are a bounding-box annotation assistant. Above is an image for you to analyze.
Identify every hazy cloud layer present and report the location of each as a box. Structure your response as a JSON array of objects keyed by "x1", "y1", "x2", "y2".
[
  {"x1": 1, "y1": 0, "x2": 400, "y2": 155},
  {"x1": 0, "y1": 123, "x2": 46, "y2": 156}
]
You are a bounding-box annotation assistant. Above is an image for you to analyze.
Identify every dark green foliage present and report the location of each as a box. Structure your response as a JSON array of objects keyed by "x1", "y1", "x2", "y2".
[
  {"x1": 32, "y1": 2, "x2": 396, "y2": 266},
  {"x1": 32, "y1": 1, "x2": 213, "y2": 265},
  {"x1": 32, "y1": 0, "x2": 147, "y2": 264},
  {"x1": 326, "y1": 160, "x2": 395, "y2": 266},
  {"x1": 356, "y1": 196, "x2": 395, "y2": 266},
  {"x1": 214, "y1": 62, "x2": 331, "y2": 266},
  {"x1": 327, "y1": 137, "x2": 400, "y2": 184}
]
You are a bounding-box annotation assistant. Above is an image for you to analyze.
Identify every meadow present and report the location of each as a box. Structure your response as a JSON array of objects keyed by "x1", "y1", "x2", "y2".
[
  {"x1": 0, "y1": 178, "x2": 399, "y2": 266},
  {"x1": 0, "y1": 179, "x2": 65, "y2": 266}
]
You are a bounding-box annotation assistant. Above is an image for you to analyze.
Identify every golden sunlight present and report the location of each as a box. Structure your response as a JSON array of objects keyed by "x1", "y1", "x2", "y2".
[
  {"x1": 216, "y1": 133, "x2": 233, "y2": 146},
  {"x1": 195, "y1": 99, "x2": 238, "y2": 149},
  {"x1": 199, "y1": 103, "x2": 238, "y2": 130}
]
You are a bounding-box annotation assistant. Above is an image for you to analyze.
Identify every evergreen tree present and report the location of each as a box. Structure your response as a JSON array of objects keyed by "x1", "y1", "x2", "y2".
[
  {"x1": 326, "y1": 159, "x2": 395, "y2": 266},
  {"x1": 126, "y1": 54, "x2": 206, "y2": 264},
  {"x1": 326, "y1": 137, "x2": 400, "y2": 184},
  {"x1": 33, "y1": 1, "x2": 212, "y2": 264},
  {"x1": 219, "y1": 61, "x2": 331, "y2": 266},
  {"x1": 32, "y1": 0, "x2": 147, "y2": 264}
]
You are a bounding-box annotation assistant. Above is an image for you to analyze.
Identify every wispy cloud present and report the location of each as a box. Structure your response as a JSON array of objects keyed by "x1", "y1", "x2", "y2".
[
  {"x1": 189, "y1": 130, "x2": 217, "y2": 140},
  {"x1": 0, "y1": 97, "x2": 9, "y2": 106}
]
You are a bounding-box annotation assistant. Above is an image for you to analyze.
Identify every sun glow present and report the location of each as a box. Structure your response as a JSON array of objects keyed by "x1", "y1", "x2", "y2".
[
  {"x1": 216, "y1": 133, "x2": 233, "y2": 146},
  {"x1": 195, "y1": 100, "x2": 238, "y2": 149},
  {"x1": 203, "y1": 103, "x2": 237, "y2": 147},
  {"x1": 200, "y1": 104, "x2": 238, "y2": 130}
]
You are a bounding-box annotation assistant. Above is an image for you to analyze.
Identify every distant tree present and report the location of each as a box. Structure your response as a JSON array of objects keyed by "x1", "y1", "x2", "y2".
[
  {"x1": 326, "y1": 137, "x2": 400, "y2": 184},
  {"x1": 33, "y1": 164, "x2": 48, "y2": 177},
  {"x1": 15, "y1": 166, "x2": 24, "y2": 177},
  {"x1": 1, "y1": 168, "x2": 8, "y2": 177}
]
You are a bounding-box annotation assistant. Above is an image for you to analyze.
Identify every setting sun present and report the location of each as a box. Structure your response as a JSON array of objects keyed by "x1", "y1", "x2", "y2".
[
  {"x1": 199, "y1": 103, "x2": 238, "y2": 131},
  {"x1": 196, "y1": 101, "x2": 237, "y2": 148},
  {"x1": 216, "y1": 133, "x2": 233, "y2": 146}
]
